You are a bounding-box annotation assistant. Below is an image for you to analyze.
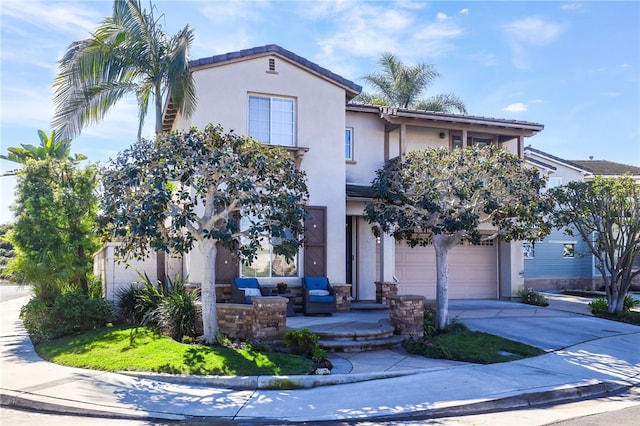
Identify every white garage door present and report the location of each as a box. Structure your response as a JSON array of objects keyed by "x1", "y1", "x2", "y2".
[{"x1": 395, "y1": 240, "x2": 497, "y2": 299}]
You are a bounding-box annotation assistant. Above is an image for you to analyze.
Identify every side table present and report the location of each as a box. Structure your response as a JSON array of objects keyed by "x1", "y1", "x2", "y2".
[{"x1": 281, "y1": 293, "x2": 296, "y2": 317}]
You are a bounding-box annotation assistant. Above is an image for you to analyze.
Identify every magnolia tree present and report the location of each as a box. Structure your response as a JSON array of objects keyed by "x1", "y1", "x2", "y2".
[
  {"x1": 549, "y1": 176, "x2": 640, "y2": 313},
  {"x1": 365, "y1": 146, "x2": 552, "y2": 329},
  {"x1": 100, "y1": 124, "x2": 309, "y2": 343}
]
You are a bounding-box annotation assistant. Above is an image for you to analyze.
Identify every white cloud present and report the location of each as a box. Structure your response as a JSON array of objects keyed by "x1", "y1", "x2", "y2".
[
  {"x1": 503, "y1": 17, "x2": 564, "y2": 69},
  {"x1": 459, "y1": 8, "x2": 470, "y2": 16},
  {"x1": 503, "y1": 17, "x2": 564, "y2": 46},
  {"x1": 1, "y1": 1, "x2": 103, "y2": 37},
  {"x1": 436, "y1": 12, "x2": 448, "y2": 21},
  {"x1": 414, "y1": 22, "x2": 463, "y2": 41},
  {"x1": 503, "y1": 103, "x2": 528, "y2": 113},
  {"x1": 530, "y1": 98, "x2": 543, "y2": 103}
]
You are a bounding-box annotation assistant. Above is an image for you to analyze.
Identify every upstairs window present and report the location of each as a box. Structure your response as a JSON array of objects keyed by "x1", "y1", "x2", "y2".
[
  {"x1": 345, "y1": 128, "x2": 354, "y2": 161},
  {"x1": 248, "y1": 95, "x2": 295, "y2": 146}
]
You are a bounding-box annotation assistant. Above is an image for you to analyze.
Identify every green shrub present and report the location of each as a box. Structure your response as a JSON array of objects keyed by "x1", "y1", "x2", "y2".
[
  {"x1": 154, "y1": 283, "x2": 200, "y2": 340},
  {"x1": 589, "y1": 295, "x2": 638, "y2": 314},
  {"x1": 116, "y1": 273, "x2": 168, "y2": 326},
  {"x1": 422, "y1": 309, "x2": 437, "y2": 337},
  {"x1": 624, "y1": 295, "x2": 639, "y2": 310},
  {"x1": 117, "y1": 274, "x2": 200, "y2": 341},
  {"x1": 518, "y1": 287, "x2": 549, "y2": 307},
  {"x1": 20, "y1": 297, "x2": 51, "y2": 342},
  {"x1": 283, "y1": 328, "x2": 320, "y2": 357},
  {"x1": 20, "y1": 288, "x2": 113, "y2": 343},
  {"x1": 588, "y1": 298, "x2": 609, "y2": 314}
]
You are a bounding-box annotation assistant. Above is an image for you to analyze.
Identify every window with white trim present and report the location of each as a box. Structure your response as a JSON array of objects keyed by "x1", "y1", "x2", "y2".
[
  {"x1": 239, "y1": 216, "x2": 299, "y2": 278},
  {"x1": 345, "y1": 128, "x2": 354, "y2": 161},
  {"x1": 562, "y1": 243, "x2": 575, "y2": 258},
  {"x1": 523, "y1": 242, "x2": 535, "y2": 259},
  {"x1": 248, "y1": 95, "x2": 295, "y2": 146}
]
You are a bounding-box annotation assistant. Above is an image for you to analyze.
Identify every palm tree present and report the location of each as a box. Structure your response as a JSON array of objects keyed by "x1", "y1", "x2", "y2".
[
  {"x1": 52, "y1": 0, "x2": 197, "y2": 140},
  {"x1": 1, "y1": 130, "x2": 86, "y2": 164},
  {"x1": 52, "y1": 0, "x2": 197, "y2": 284},
  {"x1": 353, "y1": 52, "x2": 467, "y2": 114}
]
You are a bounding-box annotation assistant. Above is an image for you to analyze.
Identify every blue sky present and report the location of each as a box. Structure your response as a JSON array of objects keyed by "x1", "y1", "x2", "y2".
[{"x1": 1, "y1": 0, "x2": 639, "y2": 223}]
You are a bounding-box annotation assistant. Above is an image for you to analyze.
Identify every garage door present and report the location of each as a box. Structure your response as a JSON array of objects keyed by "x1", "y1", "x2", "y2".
[{"x1": 395, "y1": 239, "x2": 497, "y2": 299}]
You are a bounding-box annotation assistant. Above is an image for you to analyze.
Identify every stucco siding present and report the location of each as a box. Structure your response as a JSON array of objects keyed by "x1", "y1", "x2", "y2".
[{"x1": 181, "y1": 54, "x2": 348, "y2": 284}]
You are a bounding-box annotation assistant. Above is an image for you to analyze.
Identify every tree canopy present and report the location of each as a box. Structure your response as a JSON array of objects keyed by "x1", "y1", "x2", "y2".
[
  {"x1": 52, "y1": 0, "x2": 196, "y2": 140},
  {"x1": 0, "y1": 130, "x2": 86, "y2": 164},
  {"x1": 100, "y1": 124, "x2": 309, "y2": 342},
  {"x1": 365, "y1": 146, "x2": 551, "y2": 328},
  {"x1": 6, "y1": 158, "x2": 99, "y2": 298},
  {"x1": 353, "y1": 52, "x2": 467, "y2": 114},
  {"x1": 549, "y1": 176, "x2": 640, "y2": 313}
]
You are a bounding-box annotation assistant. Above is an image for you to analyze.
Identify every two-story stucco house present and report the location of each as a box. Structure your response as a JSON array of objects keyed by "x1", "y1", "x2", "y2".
[
  {"x1": 523, "y1": 146, "x2": 640, "y2": 290},
  {"x1": 96, "y1": 44, "x2": 546, "y2": 303}
]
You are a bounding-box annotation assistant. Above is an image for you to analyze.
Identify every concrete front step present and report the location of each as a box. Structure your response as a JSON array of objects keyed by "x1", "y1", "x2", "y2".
[{"x1": 310, "y1": 319, "x2": 406, "y2": 352}]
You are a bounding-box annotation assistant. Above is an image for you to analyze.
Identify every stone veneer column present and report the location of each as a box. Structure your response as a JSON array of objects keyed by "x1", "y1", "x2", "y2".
[
  {"x1": 389, "y1": 295, "x2": 426, "y2": 337},
  {"x1": 331, "y1": 283, "x2": 352, "y2": 312},
  {"x1": 374, "y1": 281, "x2": 398, "y2": 304},
  {"x1": 252, "y1": 297, "x2": 287, "y2": 339}
]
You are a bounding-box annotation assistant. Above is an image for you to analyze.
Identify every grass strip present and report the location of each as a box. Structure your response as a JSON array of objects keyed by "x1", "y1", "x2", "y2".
[{"x1": 404, "y1": 329, "x2": 546, "y2": 364}]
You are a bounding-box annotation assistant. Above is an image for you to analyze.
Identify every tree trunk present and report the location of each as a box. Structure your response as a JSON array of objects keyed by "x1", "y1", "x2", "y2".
[
  {"x1": 433, "y1": 234, "x2": 453, "y2": 330},
  {"x1": 200, "y1": 240, "x2": 218, "y2": 344},
  {"x1": 78, "y1": 246, "x2": 89, "y2": 295}
]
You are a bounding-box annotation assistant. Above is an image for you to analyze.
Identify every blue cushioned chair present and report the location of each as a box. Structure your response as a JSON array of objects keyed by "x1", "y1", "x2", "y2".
[
  {"x1": 302, "y1": 277, "x2": 336, "y2": 315},
  {"x1": 232, "y1": 278, "x2": 266, "y2": 304}
]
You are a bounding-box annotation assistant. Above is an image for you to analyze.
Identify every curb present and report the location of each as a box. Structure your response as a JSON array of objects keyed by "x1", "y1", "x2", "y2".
[
  {"x1": 341, "y1": 381, "x2": 633, "y2": 423},
  {"x1": 0, "y1": 389, "x2": 186, "y2": 421},
  {"x1": 2, "y1": 381, "x2": 631, "y2": 423}
]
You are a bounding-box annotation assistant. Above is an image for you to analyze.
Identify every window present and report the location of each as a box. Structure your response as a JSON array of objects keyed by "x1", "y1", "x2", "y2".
[
  {"x1": 546, "y1": 177, "x2": 562, "y2": 189},
  {"x1": 562, "y1": 243, "x2": 575, "y2": 258},
  {"x1": 523, "y1": 242, "x2": 535, "y2": 259},
  {"x1": 248, "y1": 95, "x2": 295, "y2": 146},
  {"x1": 469, "y1": 137, "x2": 492, "y2": 148},
  {"x1": 239, "y1": 216, "x2": 298, "y2": 278},
  {"x1": 345, "y1": 128, "x2": 354, "y2": 160},
  {"x1": 451, "y1": 135, "x2": 462, "y2": 150}
]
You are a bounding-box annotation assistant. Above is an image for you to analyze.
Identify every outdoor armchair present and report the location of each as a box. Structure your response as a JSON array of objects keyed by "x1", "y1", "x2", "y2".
[
  {"x1": 302, "y1": 276, "x2": 336, "y2": 315},
  {"x1": 232, "y1": 277, "x2": 266, "y2": 304}
]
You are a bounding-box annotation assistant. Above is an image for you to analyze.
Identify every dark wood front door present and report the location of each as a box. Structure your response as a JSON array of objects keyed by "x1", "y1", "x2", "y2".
[{"x1": 304, "y1": 206, "x2": 327, "y2": 277}]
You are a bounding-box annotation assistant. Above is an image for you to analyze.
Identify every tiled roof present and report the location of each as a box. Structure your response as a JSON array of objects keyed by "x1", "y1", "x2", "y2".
[
  {"x1": 524, "y1": 155, "x2": 557, "y2": 171},
  {"x1": 189, "y1": 44, "x2": 362, "y2": 95},
  {"x1": 347, "y1": 104, "x2": 544, "y2": 132},
  {"x1": 524, "y1": 146, "x2": 587, "y2": 171},
  {"x1": 346, "y1": 184, "x2": 377, "y2": 199},
  {"x1": 568, "y1": 160, "x2": 640, "y2": 176},
  {"x1": 525, "y1": 146, "x2": 640, "y2": 176}
]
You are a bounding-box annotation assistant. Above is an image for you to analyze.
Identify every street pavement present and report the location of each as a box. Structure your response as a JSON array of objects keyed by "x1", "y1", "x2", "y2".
[{"x1": 1, "y1": 291, "x2": 639, "y2": 423}]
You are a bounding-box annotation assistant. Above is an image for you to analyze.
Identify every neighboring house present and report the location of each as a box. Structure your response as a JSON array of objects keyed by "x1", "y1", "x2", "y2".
[
  {"x1": 523, "y1": 146, "x2": 640, "y2": 290},
  {"x1": 96, "y1": 44, "x2": 545, "y2": 302}
]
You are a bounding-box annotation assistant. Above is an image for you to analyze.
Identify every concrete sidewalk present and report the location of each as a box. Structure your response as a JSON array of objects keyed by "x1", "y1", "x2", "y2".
[{"x1": 1, "y1": 294, "x2": 639, "y2": 423}]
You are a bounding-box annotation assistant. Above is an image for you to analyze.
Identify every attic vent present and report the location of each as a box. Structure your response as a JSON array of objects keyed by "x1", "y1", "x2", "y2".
[{"x1": 268, "y1": 58, "x2": 276, "y2": 73}]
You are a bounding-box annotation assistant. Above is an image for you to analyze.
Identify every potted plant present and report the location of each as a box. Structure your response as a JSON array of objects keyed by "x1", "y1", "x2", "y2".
[{"x1": 277, "y1": 282, "x2": 288, "y2": 294}]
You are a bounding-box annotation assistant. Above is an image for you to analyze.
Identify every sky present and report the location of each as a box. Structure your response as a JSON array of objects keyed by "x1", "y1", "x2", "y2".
[{"x1": 1, "y1": 0, "x2": 639, "y2": 224}]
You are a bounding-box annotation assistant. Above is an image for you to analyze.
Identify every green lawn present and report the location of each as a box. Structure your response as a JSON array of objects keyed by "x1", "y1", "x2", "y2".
[
  {"x1": 35, "y1": 325, "x2": 314, "y2": 376},
  {"x1": 404, "y1": 328, "x2": 546, "y2": 364}
]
